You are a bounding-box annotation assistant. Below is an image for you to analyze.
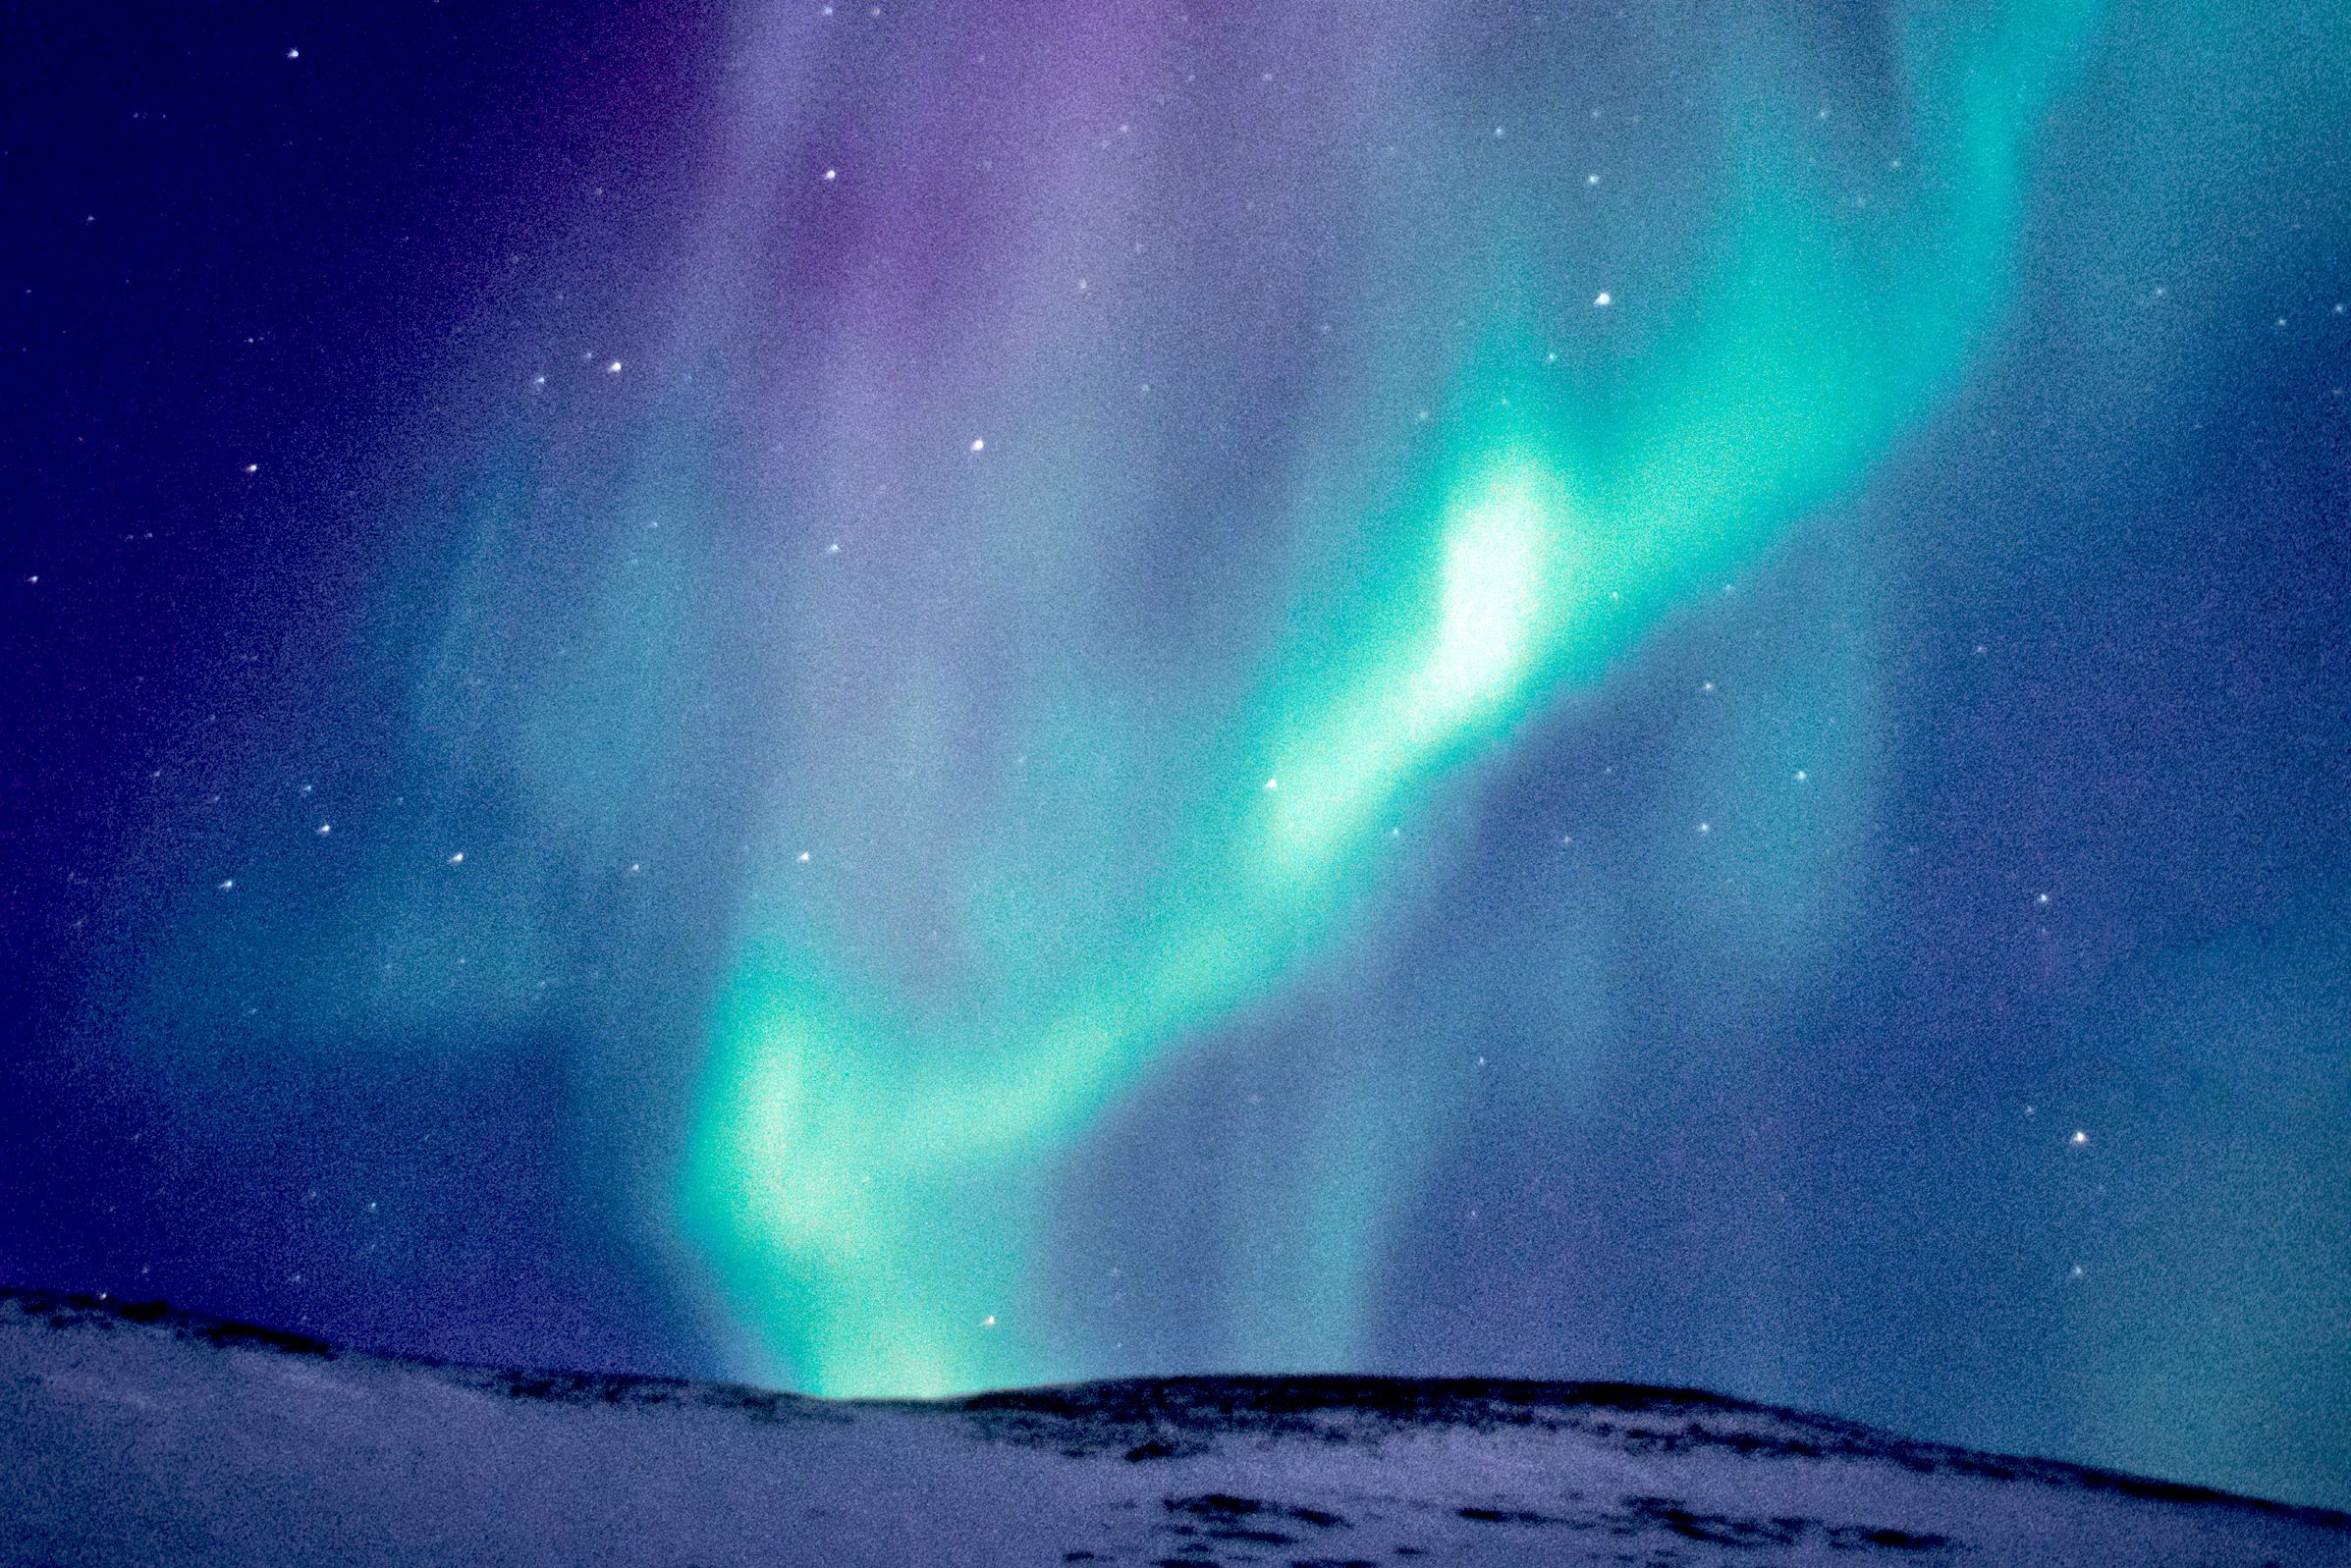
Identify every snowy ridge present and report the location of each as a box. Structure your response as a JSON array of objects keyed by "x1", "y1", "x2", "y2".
[{"x1": 1, "y1": 1290, "x2": 2342, "y2": 1567}]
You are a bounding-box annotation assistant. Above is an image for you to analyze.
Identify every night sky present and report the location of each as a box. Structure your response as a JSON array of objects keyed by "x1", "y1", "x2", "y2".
[{"x1": 4, "y1": 0, "x2": 2347, "y2": 1513}]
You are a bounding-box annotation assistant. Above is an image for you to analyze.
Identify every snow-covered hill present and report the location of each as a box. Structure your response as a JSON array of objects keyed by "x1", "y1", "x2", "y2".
[{"x1": 0, "y1": 1290, "x2": 2340, "y2": 1566}]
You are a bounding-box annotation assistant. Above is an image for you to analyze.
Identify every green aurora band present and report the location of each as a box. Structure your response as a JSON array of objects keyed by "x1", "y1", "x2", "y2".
[{"x1": 681, "y1": 0, "x2": 2110, "y2": 1396}]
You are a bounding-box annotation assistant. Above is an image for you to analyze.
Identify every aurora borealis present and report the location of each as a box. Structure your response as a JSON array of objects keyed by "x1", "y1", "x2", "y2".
[
  {"x1": 681, "y1": 0, "x2": 2109, "y2": 1399},
  {"x1": 4, "y1": 0, "x2": 2348, "y2": 1514}
]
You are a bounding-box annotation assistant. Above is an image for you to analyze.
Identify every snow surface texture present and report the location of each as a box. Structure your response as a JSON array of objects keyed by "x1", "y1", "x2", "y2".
[{"x1": 0, "y1": 1292, "x2": 2342, "y2": 1567}]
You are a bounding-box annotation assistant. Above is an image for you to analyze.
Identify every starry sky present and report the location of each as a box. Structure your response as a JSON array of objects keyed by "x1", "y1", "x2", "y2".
[{"x1": 3, "y1": 0, "x2": 2347, "y2": 1512}]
